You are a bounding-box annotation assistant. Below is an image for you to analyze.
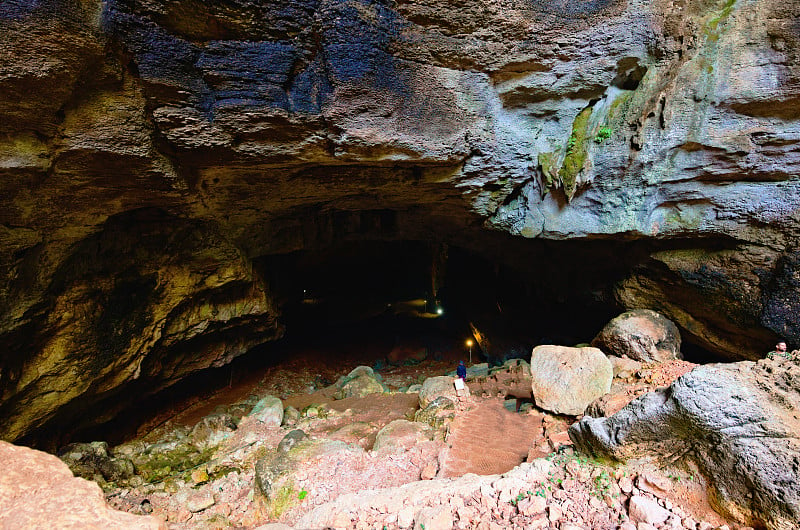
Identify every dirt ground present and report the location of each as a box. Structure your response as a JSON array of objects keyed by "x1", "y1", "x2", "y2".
[{"x1": 104, "y1": 343, "x2": 740, "y2": 530}]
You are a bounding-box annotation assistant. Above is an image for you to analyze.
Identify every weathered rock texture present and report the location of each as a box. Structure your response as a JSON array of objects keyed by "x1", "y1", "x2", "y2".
[
  {"x1": 2, "y1": 0, "x2": 800, "y2": 440},
  {"x1": 0, "y1": 440, "x2": 163, "y2": 529},
  {"x1": 418, "y1": 376, "x2": 459, "y2": 409},
  {"x1": 592, "y1": 309, "x2": 682, "y2": 363},
  {"x1": 569, "y1": 358, "x2": 800, "y2": 530},
  {"x1": 530, "y1": 345, "x2": 612, "y2": 415}
]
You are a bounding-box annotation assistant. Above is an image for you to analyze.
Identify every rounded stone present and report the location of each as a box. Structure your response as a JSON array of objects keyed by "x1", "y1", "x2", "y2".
[
  {"x1": 592, "y1": 309, "x2": 682, "y2": 363},
  {"x1": 529, "y1": 345, "x2": 613, "y2": 416}
]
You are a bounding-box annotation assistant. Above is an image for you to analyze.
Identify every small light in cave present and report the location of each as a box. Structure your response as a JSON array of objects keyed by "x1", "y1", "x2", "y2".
[{"x1": 436, "y1": 307, "x2": 443, "y2": 315}]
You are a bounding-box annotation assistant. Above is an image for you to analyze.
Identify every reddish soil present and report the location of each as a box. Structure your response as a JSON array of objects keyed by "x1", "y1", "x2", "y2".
[
  {"x1": 440, "y1": 398, "x2": 544, "y2": 477},
  {"x1": 105, "y1": 341, "x2": 742, "y2": 530}
]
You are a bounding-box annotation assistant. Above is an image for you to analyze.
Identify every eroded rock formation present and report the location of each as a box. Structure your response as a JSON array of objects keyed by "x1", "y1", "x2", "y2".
[
  {"x1": 592, "y1": 308, "x2": 681, "y2": 363},
  {"x1": 2, "y1": 0, "x2": 800, "y2": 441},
  {"x1": 569, "y1": 357, "x2": 800, "y2": 530},
  {"x1": 0, "y1": 440, "x2": 163, "y2": 529}
]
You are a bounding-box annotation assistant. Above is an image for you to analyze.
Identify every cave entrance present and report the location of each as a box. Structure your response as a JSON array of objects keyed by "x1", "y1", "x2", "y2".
[
  {"x1": 64, "y1": 235, "x2": 732, "y2": 451},
  {"x1": 70, "y1": 238, "x2": 631, "y2": 447},
  {"x1": 258, "y1": 239, "x2": 625, "y2": 365}
]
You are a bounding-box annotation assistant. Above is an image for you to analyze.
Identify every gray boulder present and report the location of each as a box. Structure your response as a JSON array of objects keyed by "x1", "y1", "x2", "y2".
[
  {"x1": 190, "y1": 412, "x2": 237, "y2": 450},
  {"x1": 57, "y1": 441, "x2": 135, "y2": 483},
  {"x1": 569, "y1": 357, "x2": 800, "y2": 530},
  {"x1": 414, "y1": 396, "x2": 456, "y2": 429},
  {"x1": 277, "y1": 429, "x2": 308, "y2": 453},
  {"x1": 334, "y1": 366, "x2": 386, "y2": 399},
  {"x1": 282, "y1": 406, "x2": 300, "y2": 426},
  {"x1": 592, "y1": 309, "x2": 682, "y2": 363},
  {"x1": 248, "y1": 395, "x2": 284, "y2": 427},
  {"x1": 340, "y1": 374, "x2": 385, "y2": 399},
  {"x1": 529, "y1": 345, "x2": 613, "y2": 416}
]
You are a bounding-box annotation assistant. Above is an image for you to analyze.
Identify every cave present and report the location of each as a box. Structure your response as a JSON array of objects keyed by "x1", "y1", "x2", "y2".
[
  {"x1": 33, "y1": 231, "x2": 733, "y2": 451},
  {"x1": 3, "y1": 0, "x2": 800, "y2": 527}
]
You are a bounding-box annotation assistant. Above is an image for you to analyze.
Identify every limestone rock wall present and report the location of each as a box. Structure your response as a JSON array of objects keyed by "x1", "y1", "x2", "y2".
[{"x1": 2, "y1": 0, "x2": 800, "y2": 440}]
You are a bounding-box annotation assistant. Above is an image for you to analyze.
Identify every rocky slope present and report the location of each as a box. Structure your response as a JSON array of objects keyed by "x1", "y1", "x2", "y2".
[
  {"x1": 0, "y1": 440, "x2": 163, "y2": 529},
  {"x1": 570, "y1": 356, "x2": 800, "y2": 530},
  {"x1": 2, "y1": 0, "x2": 800, "y2": 440},
  {"x1": 41, "y1": 354, "x2": 737, "y2": 530}
]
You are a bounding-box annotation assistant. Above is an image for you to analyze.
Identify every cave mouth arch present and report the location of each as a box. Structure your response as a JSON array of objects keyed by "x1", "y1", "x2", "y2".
[
  {"x1": 54, "y1": 234, "x2": 733, "y2": 447},
  {"x1": 17, "y1": 225, "x2": 738, "y2": 450}
]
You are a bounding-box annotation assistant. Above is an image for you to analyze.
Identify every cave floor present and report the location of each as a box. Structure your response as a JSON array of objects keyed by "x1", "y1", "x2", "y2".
[{"x1": 101, "y1": 345, "x2": 731, "y2": 530}]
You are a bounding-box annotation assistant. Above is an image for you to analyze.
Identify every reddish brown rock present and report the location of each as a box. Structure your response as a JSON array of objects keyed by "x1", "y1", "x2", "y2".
[{"x1": 0, "y1": 441, "x2": 163, "y2": 529}]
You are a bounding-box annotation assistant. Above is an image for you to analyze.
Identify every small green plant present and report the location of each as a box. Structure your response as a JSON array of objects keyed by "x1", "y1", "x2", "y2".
[
  {"x1": 298, "y1": 489, "x2": 308, "y2": 500},
  {"x1": 593, "y1": 469, "x2": 613, "y2": 499},
  {"x1": 594, "y1": 126, "x2": 612, "y2": 143},
  {"x1": 566, "y1": 134, "x2": 577, "y2": 153},
  {"x1": 510, "y1": 491, "x2": 533, "y2": 506}
]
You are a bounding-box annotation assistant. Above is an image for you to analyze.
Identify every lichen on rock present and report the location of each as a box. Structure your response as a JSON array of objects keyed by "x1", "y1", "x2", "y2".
[{"x1": 558, "y1": 106, "x2": 593, "y2": 202}]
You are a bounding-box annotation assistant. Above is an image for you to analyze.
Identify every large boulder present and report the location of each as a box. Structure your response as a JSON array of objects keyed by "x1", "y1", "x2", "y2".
[
  {"x1": 0, "y1": 441, "x2": 162, "y2": 529},
  {"x1": 569, "y1": 357, "x2": 800, "y2": 530},
  {"x1": 418, "y1": 376, "x2": 458, "y2": 409},
  {"x1": 414, "y1": 396, "x2": 456, "y2": 429},
  {"x1": 372, "y1": 419, "x2": 433, "y2": 452},
  {"x1": 529, "y1": 345, "x2": 612, "y2": 416},
  {"x1": 334, "y1": 366, "x2": 386, "y2": 399},
  {"x1": 340, "y1": 374, "x2": 386, "y2": 399},
  {"x1": 592, "y1": 309, "x2": 682, "y2": 363},
  {"x1": 248, "y1": 396, "x2": 284, "y2": 427},
  {"x1": 189, "y1": 412, "x2": 238, "y2": 451}
]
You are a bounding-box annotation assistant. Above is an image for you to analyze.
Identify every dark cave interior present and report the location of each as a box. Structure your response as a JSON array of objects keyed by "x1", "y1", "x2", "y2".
[{"x1": 52, "y1": 236, "x2": 724, "y2": 449}]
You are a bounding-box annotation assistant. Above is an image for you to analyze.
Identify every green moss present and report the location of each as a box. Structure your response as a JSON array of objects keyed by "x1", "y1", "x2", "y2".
[
  {"x1": 203, "y1": 514, "x2": 234, "y2": 528},
  {"x1": 209, "y1": 465, "x2": 239, "y2": 481},
  {"x1": 558, "y1": 106, "x2": 593, "y2": 201},
  {"x1": 608, "y1": 91, "x2": 633, "y2": 121},
  {"x1": 537, "y1": 151, "x2": 560, "y2": 194},
  {"x1": 134, "y1": 445, "x2": 216, "y2": 484},
  {"x1": 705, "y1": 0, "x2": 736, "y2": 41},
  {"x1": 266, "y1": 484, "x2": 300, "y2": 518}
]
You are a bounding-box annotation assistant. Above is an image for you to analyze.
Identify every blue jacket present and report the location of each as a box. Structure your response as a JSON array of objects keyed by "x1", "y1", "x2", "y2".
[{"x1": 457, "y1": 363, "x2": 467, "y2": 379}]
